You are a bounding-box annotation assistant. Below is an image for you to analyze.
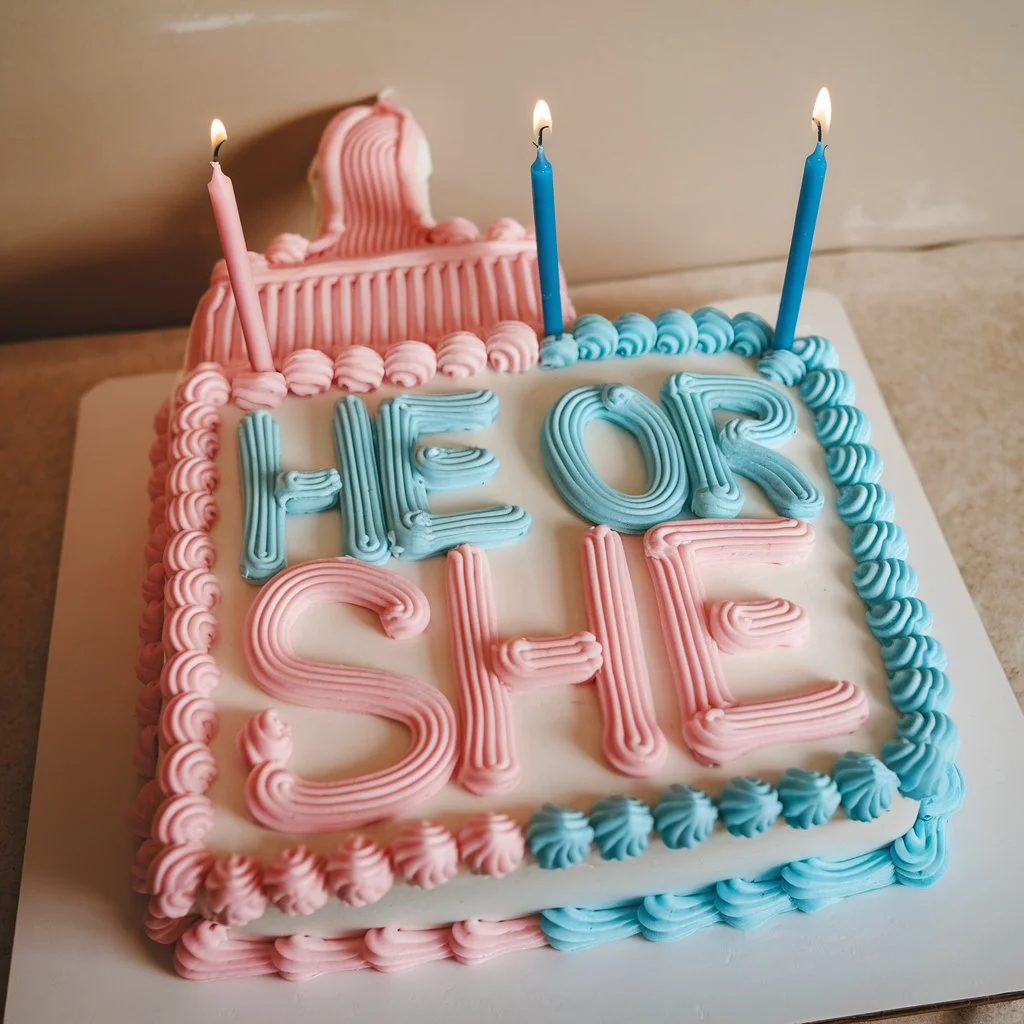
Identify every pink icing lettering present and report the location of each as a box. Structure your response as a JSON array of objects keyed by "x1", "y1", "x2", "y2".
[
  {"x1": 707, "y1": 597, "x2": 809, "y2": 654},
  {"x1": 492, "y1": 632, "x2": 602, "y2": 689}
]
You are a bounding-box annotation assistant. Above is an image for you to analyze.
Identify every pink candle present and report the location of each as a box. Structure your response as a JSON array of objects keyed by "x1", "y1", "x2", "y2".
[{"x1": 207, "y1": 119, "x2": 274, "y2": 372}]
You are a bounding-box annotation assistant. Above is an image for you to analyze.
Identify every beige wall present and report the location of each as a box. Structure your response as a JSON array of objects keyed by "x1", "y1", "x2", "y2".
[{"x1": 1, "y1": 0, "x2": 1020, "y2": 342}]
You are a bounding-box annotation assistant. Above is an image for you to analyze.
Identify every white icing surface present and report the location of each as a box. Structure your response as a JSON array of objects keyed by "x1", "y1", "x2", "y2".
[{"x1": 205, "y1": 351, "x2": 917, "y2": 935}]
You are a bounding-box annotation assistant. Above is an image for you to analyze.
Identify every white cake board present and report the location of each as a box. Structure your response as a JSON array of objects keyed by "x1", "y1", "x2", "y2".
[{"x1": 7, "y1": 291, "x2": 1024, "y2": 1024}]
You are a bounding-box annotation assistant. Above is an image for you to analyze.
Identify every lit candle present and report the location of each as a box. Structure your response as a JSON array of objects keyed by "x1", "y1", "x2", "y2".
[
  {"x1": 773, "y1": 87, "x2": 832, "y2": 351},
  {"x1": 207, "y1": 118, "x2": 274, "y2": 372},
  {"x1": 531, "y1": 100, "x2": 564, "y2": 339}
]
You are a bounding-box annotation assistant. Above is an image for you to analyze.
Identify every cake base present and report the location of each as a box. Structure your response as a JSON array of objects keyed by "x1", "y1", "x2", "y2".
[{"x1": 9, "y1": 293, "x2": 1024, "y2": 1023}]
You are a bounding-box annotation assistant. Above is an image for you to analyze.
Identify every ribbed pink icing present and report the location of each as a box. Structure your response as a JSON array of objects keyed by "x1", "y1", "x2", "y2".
[
  {"x1": 147, "y1": 461, "x2": 168, "y2": 502},
  {"x1": 141, "y1": 561, "x2": 166, "y2": 604},
  {"x1": 164, "y1": 568, "x2": 219, "y2": 610},
  {"x1": 263, "y1": 847, "x2": 330, "y2": 916},
  {"x1": 707, "y1": 597, "x2": 810, "y2": 653},
  {"x1": 164, "y1": 529, "x2": 216, "y2": 573},
  {"x1": 147, "y1": 844, "x2": 212, "y2": 919},
  {"x1": 362, "y1": 926, "x2": 452, "y2": 973},
  {"x1": 131, "y1": 837, "x2": 163, "y2": 894},
  {"x1": 643, "y1": 517, "x2": 868, "y2": 764},
  {"x1": 166, "y1": 457, "x2": 218, "y2": 497},
  {"x1": 272, "y1": 934, "x2": 365, "y2": 981},
  {"x1": 243, "y1": 558, "x2": 456, "y2": 832},
  {"x1": 282, "y1": 348, "x2": 334, "y2": 396},
  {"x1": 485, "y1": 320, "x2": 539, "y2": 373},
  {"x1": 143, "y1": 523, "x2": 170, "y2": 569},
  {"x1": 151, "y1": 794, "x2": 216, "y2": 845},
  {"x1": 456, "y1": 813, "x2": 525, "y2": 878},
  {"x1": 134, "y1": 680, "x2": 162, "y2": 726},
  {"x1": 162, "y1": 604, "x2": 217, "y2": 652},
  {"x1": 383, "y1": 339, "x2": 437, "y2": 387},
  {"x1": 324, "y1": 834, "x2": 394, "y2": 906},
  {"x1": 153, "y1": 398, "x2": 171, "y2": 437},
  {"x1": 448, "y1": 917, "x2": 546, "y2": 965},
  {"x1": 167, "y1": 426, "x2": 220, "y2": 463},
  {"x1": 334, "y1": 346, "x2": 385, "y2": 392},
  {"x1": 147, "y1": 495, "x2": 167, "y2": 534},
  {"x1": 436, "y1": 331, "x2": 487, "y2": 379},
  {"x1": 171, "y1": 401, "x2": 219, "y2": 434},
  {"x1": 133, "y1": 724, "x2": 159, "y2": 776},
  {"x1": 138, "y1": 600, "x2": 163, "y2": 643},
  {"x1": 204, "y1": 855, "x2": 268, "y2": 927},
  {"x1": 390, "y1": 821, "x2": 459, "y2": 889},
  {"x1": 159, "y1": 651, "x2": 220, "y2": 697},
  {"x1": 265, "y1": 232, "x2": 311, "y2": 266},
  {"x1": 166, "y1": 491, "x2": 217, "y2": 534},
  {"x1": 144, "y1": 907, "x2": 199, "y2": 945},
  {"x1": 231, "y1": 369, "x2": 288, "y2": 410},
  {"x1": 135, "y1": 641, "x2": 164, "y2": 684},
  {"x1": 175, "y1": 363, "x2": 231, "y2": 406},
  {"x1": 492, "y1": 632, "x2": 603, "y2": 689},
  {"x1": 237, "y1": 707, "x2": 294, "y2": 769},
  {"x1": 486, "y1": 217, "x2": 529, "y2": 241},
  {"x1": 158, "y1": 741, "x2": 218, "y2": 795},
  {"x1": 427, "y1": 216, "x2": 481, "y2": 245},
  {"x1": 159, "y1": 692, "x2": 218, "y2": 746},
  {"x1": 174, "y1": 922, "x2": 276, "y2": 980}
]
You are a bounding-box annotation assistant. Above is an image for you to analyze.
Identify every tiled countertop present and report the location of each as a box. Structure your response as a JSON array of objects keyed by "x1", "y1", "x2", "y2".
[{"x1": 2, "y1": 238, "x2": 1021, "y2": 1021}]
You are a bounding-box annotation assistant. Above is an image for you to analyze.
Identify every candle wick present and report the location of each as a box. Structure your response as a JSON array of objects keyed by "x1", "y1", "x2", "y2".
[
  {"x1": 535, "y1": 125, "x2": 549, "y2": 148},
  {"x1": 814, "y1": 119, "x2": 822, "y2": 144},
  {"x1": 212, "y1": 139, "x2": 225, "y2": 162}
]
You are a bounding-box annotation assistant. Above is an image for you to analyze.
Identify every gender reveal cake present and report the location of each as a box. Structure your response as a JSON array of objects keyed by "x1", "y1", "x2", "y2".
[{"x1": 130, "y1": 101, "x2": 962, "y2": 981}]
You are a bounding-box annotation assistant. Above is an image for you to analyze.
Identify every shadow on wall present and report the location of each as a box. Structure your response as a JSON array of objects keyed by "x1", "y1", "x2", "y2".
[{"x1": 0, "y1": 96, "x2": 380, "y2": 344}]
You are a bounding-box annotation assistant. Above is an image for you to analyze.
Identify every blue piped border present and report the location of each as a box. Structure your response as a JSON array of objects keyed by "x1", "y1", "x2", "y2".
[{"x1": 530, "y1": 307, "x2": 962, "y2": 950}]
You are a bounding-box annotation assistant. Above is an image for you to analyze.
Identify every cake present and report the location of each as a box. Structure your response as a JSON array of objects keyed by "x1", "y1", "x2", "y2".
[{"x1": 130, "y1": 101, "x2": 962, "y2": 981}]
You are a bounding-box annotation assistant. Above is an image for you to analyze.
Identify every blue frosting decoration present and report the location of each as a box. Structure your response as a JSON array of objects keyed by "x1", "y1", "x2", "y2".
[
  {"x1": 414, "y1": 445, "x2": 499, "y2": 490},
  {"x1": 614, "y1": 312, "x2": 658, "y2": 358},
  {"x1": 825, "y1": 443, "x2": 884, "y2": 486},
  {"x1": 653, "y1": 785, "x2": 718, "y2": 849},
  {"x1": 661, "y1": 371, "x2": 821, "y2": 519},
  {"x1": 589, "y1": 795, "x2": 654, "y2": 861},
  {"x1": 541, "y1": 384, "x2": 688, "y2": 533},
  {"x1": 833, "y1": 751, "x2": 900, "y2": 822},
  {"x1": 849, "y1": 521, "x2": 909, "y2": 562},
  {"x1": 776, "y1": 768, "x2": 841, "y2": 829},
  {"x1": 852, "y1": 558, "x2": 919, "y2": 603},
  {"x1": 881, "y1": 634, "x2": 947, "y2": 673},
  {"x1": 718, "y1": 777, "x2": 782, "y2": 837},
  {"x1": 714, "y1": 874, "x2": 793, "y2": 929},
  {"x1": 653, "y1": 309, "x2": 699, "y2": 354},
  {"x1": 540, "y1": 902, "x2": 641, "y2": 951},
  {"x1": 572, "y1": 314, "x2": 619, "y2": 361},
  {"x1": 888, "y1": 667, "x2": 953, "y2": 714},
  {"x1": 799, "y1": 368, "x2": 856, "y2": 410},
  {"x1": 332, "y1": 396, "x2": 391, "y2": 564},
  {"x1": 693, "y1": 306, "x2": 734, "y2": 353},
  {"x1": 377, "y1": 390, "x2": 530, "y2": 559},
  {"x1": 756, "y1": 349, "x2": 807, "y2": 386},
  {"x1": 638, "y1": 890, "x2": 719, "y2": 941},
  {"x1": 540, "y1": 331, "x2": 579, "y2": 369},
  {"x1": 781, "y1": 849, "x2": 896, "y2": 912},
  {"x1": 815, "y1": 405, "x2": 871, "y2": 446},
  {"x1": 865, "y1": 597, "x2": 933, "y2": 640},
  {"x1": 920, "y1": 764, "x2": 966, "y2": 820},
  {"x1": 891, "y1": 816, "x2": 948, "y2": 887},
  {"x1": 836, "y1": 483, "x2": 896, "y2": 526},
  {"x1": 730, "y1": 311, "x2": 773, "y2": 356},
  {"x1": 239, "y1": 411, "x2": 286, "y2": 582},
  {"x1": 274, "y1": 468, "x2": 340, "y2": 515},
  {"x1": 792, "y1": 334, "x2": 839, "y2": 370},
  {"x1": 526, "y1": 804, "x2": 595, "y2": 870},
  {"x1": 882, "y1": 711, "x2": 960, "y2": 800}
]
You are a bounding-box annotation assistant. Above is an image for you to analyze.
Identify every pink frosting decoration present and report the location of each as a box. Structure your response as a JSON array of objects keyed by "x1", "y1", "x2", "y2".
[
  {"x1": 449, "y1": 917, "x2": 546, "y2": 966},
  {"x1": 171, "y1": 401, "x2": 219, "y2": 435},
  {"x1": 147, "y1": 495, "x2": 167, "y2": 535},
  {"x1": 231, "y1": 369, "x2": 288, "y2": 411},
  {"x1": 141, "y1": 561, "x2": 166, "y2": 604},
  {"x1": 164, "y1": 529, "x2": 216, "y2": 573},
  {"x1": 143, "y1": 523, "x2": 169, "y2": 569},
  {"x1": 160, "y1": 650, "x2": 220, "y2": 697},
  {"x1": 159, "y1": 692, "x2": 218, "y2": 746},
  {"x1": 243, "y1": 558, "x2": 456, "y2": 832},
  {"x1": 138, "y1": 600, "x2": 164, "y2": 643},
  {"x1": 166, "y1": 492, "x2": 217, "y2": 534},
  {"x1": 457, "y1": 813, "x2": 525, "y2": 878},
  {"x1": 493, "y1": 632, "x2": 603, "y2": 689},
  {"x1": 282, "y1": 348, "x2": 334, "y2": 396},
  {"x1": 158, "y1": 741, "x2": 218, "y2": 795},
  {"x1": 164, "y1": 569, "x2": 219, "y2": 611},
  {"x1": 152, "y1": 794, "x2": 216, "y2": 845},
  {"x1": 325, "y1": 834, "x2": 394, "y2": 906},
  {"x1": 147, "y1": 462, "x2": 168, "y2": 502},
  {"x1": 174, "y1": 922, "x2": 276, "y2": 980},
  {"x1": 144, "y1": 907, "x2": 199, "y2": 945},
  {"x1": 263, "y1": 847, "x2": 330, "y2": 916},
  {"x1": 147, "y1": 844, "x2": 212, "y2": 919},
  {"x1": 383, "y1": 339, "x2": 437, "y2": 387},
  {"x1": 168, "y1": 427, "x2": 219, "y2": 462},
  {"x1": 644, "y1": 517, "x2": 868, "y2": 764},
  {"x1": 166, "y1": 456, "x2": 218, "y2": 497},
  {"x1": 184, "y1": 101, "x2": 575, "y2": 370},
  {"x1": 445, "y1": 544, "x2": 519, "y2": 795},
  {"x1": 581, "y1": 525, "x2": 668, "y2": 778},
  {"x1": 134, "y1": 680, "x2": 163, "y2": 726},
  {"x1": 272, "y1": 935, "x2": 366, "y2": 981},
  {"x1": 237, "y1": 707, "x2": 294, "y2": 769},
  {"x1": 204, "y1": 855, "x2": 268, "y2": 927},
  {"x1": 334, "y1": 346, "x2": 385, "y2": 392},
  {"x1": 485, "y1": 320, "x2": 539, "y2": 373},
  {"x1": 133, "y1": 724, "x2": 159, "y2": 777},
  {"x1": 131, "y1": 837, "x2": 163, "y2": 893},
  {"x1": 707, "y1": 597, "x2": 810, "y2": 654},
  {"x1": 390, "y1": 821, "x2": 459, "y2": 889},
  {"x1": 149, "y1": 433, "x2": 168, "y2": 469},
  {"x1": 153, "y1": 398, "x2": 171, "y2": 437},
  {"x1": 163, "y1": 604, "x2": 217, "y2": 653},
  {"x1": 437, "y1": 331, "x2": 487, "y2": 379},
  {"x1": 362, "y1": 926, "x2": 451, "y2": 973},
  {"x1": 135, "y1": 642, "x2": 164, "y2": 684},
  {"x1": 175, "y1": 363, "x2": 231, "y2": 406}
]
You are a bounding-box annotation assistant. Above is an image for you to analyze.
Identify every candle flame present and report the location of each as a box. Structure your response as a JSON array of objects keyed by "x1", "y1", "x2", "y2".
[
  {"x1": 210, "y1": 118, "x2": 227, "y2": 157},
  {"x1": 812, "y1": 87, "x2": 831, "y2": 138},
  {"x1": 533, "y1": 100, "x2": 552, "y2": 141}
]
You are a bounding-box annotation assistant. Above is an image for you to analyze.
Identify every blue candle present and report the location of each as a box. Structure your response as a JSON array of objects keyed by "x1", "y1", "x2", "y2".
[
  {"x1": 531, "y1": 100, "x2": 563, "y2": 338},
  {"x1": 774, "y1": 87, "x2": 832, "y2": 351}
]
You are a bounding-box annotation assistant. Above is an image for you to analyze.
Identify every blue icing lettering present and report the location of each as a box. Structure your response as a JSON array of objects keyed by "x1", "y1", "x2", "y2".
[
  {"x1": 274, "y1": 469, "x2": 340, "y2": 516},
  {"x1": 692, "y1": 306, "x2": 734, "y2": 353},
  {"x1": 589, "y1": 795, "x2": 654, "y2": 861},
  {"x1": 414, "y1": 445, "x2": 498, "y2": 490},
  {"x1": 865, "y1": 597, "x2": 933, "y2": 640},
  {"x1": 239, "y1": 411, "x2": 286, "y2": 581},
  {"x1": 540, "y1": 902, "x2": 641, "y2": 951},
  {"x1": 776, "y1": 768, "x2": 840, "y2": 829},
  {"x1": 833, "y1": 751, "x2": 900, "y2": 822},
  {"x1": 638, "y1": 890, "x2": 719, "y2": 942},
  {"x1": 825, "y1": 443, "x2": 883, "y2": 486},
  {"x1": 891, "y1": 815, "x2": 948, "y2": 888},
  {"x1": 730, "y1": 311, "x2": 772, "y2": 356},
  {"x1": 541, "y1": 383, "x2": 688, "y2": 534},
  {"x1": 377, "y1": 390, "x2": 531, "y2": 559},
  {"x1": 526, "y1": 804, "x2": 594, "y2": 870},
  {"x1": 888, "y1": 667, "x2": 952, "y2": 714},
  {"x1": 613, "y1": 312, "x2": 657, "y2": 358},
  {"x1": 571, "y1": 313, "x2": 618, "y2": 361},
  {"x1": 718, "y1": 777, "x2": 782, "y2": 837},
  {"x1": 653, "y1": 784, "x2": 718, "y2": 850},
  {"x1": 653, "y1": 308, "x2": 698, "y2": 354}
]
